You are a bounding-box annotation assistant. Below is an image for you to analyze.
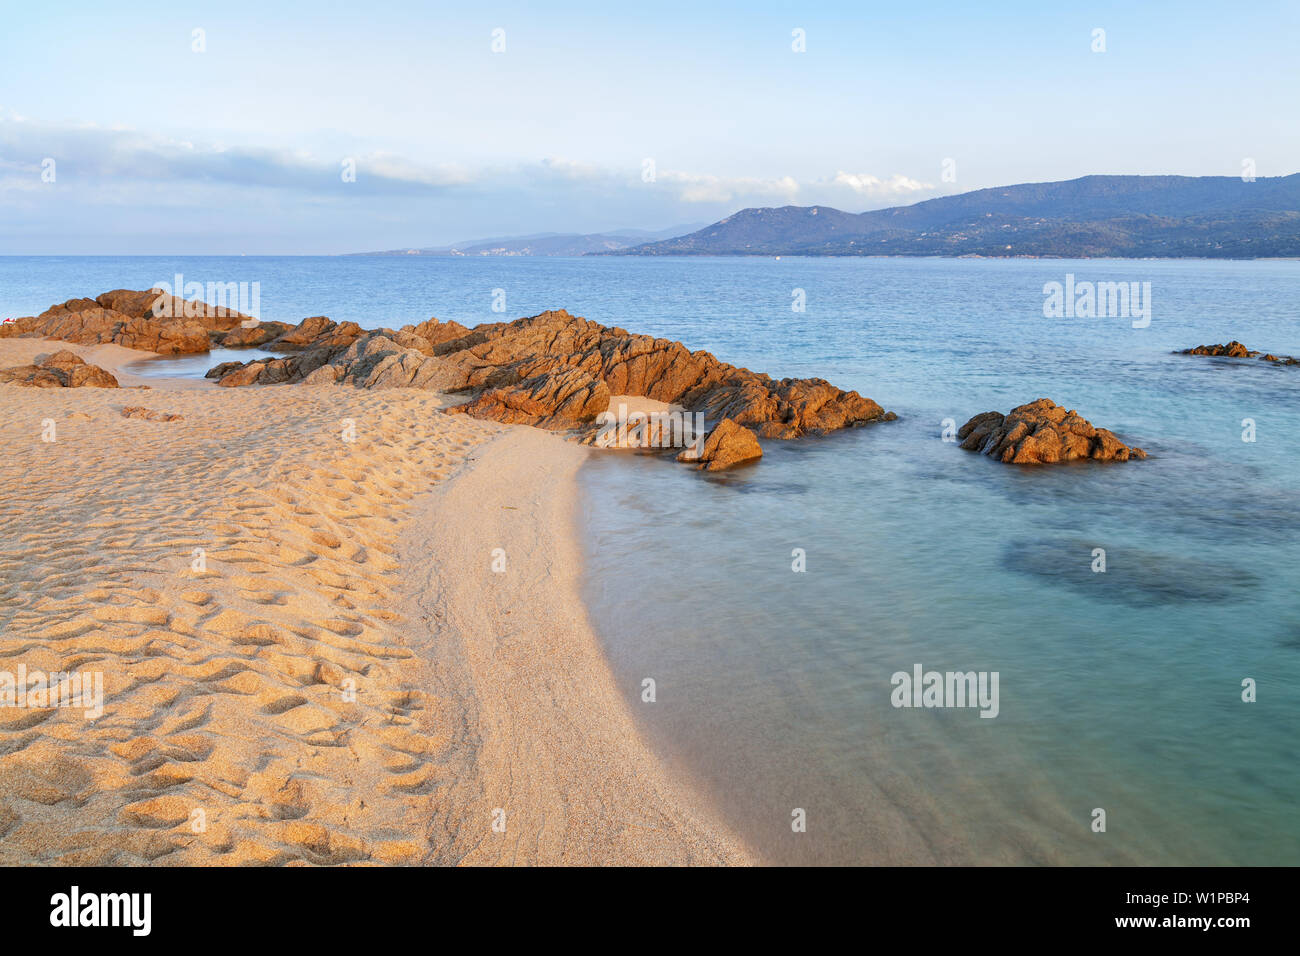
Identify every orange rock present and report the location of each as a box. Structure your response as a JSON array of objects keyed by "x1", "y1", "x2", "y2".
[
  {"x1": 958, "y1": 399, "x2": 1145, "y2": 464},
  {"x1": 677, "y1": 417, "x2": 762, "y2": 471}
]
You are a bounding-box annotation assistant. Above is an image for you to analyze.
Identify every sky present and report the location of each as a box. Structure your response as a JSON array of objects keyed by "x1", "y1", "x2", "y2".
[{"x1": 1, "y1": 0, "x2": 1297, "y2": 254}]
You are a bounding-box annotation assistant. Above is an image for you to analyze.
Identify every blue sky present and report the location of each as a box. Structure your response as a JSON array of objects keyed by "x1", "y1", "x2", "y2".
[{"x1": 1, "y1": 0, "x2": 1296, "y2": 253}]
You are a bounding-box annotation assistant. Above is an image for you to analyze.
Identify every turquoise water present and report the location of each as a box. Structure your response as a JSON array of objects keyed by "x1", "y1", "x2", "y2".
[{"x1": 4, "y1": 256, "x2": 1298, "y2": 864}]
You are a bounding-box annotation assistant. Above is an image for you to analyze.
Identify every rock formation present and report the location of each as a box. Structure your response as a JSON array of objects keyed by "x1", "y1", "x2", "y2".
[
  {"x1": 214, "y1": 321, "x2": 294, "y2": 347},
  {"x1": 300, "y1": 335, "x2": 467, "y2": 391},
  {"x1": 1179, "y1": 341, "x2": 1298, "y2": 365},
  {"x1": 425, "y1": 310, "x2": 894, "y2": 438},
  {"x1": 8, "y1": 291, "x2": 895, "y2": 474},
  {"x1": 0, "y1": 350, "x2": 119, "y2": 388},
  {"x1": 209, "y1": 309, "x2": 893, "y2": 444},
  {"x1": 0, "y1": 289, "x2": 258, "y2": 354},
  {"x1": 676, "y1": 418, "x2": 762, "y2": 471},
  {"x1": 958, "y1": 399, "x2": 1145, "y2": 464}
]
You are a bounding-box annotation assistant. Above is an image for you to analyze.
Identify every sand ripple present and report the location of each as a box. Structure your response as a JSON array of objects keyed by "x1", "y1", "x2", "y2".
[{"x1": 0, "y1": 349, "x2": 495, "y2": 864}]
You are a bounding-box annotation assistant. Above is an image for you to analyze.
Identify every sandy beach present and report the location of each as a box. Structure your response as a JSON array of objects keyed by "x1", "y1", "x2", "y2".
[{"x1": 0, "y1": 340, "x2": 750, "y2": 865}]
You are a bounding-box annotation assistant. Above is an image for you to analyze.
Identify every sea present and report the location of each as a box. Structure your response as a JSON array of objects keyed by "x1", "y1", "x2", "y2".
[{"x1": 3, "y1": 254, "x2": 1297, "y2": 865}]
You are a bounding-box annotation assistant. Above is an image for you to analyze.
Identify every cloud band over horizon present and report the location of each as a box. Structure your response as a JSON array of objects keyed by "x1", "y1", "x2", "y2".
[{"x1": 0, "y1": 114, "x2": 941, "y2": 254}]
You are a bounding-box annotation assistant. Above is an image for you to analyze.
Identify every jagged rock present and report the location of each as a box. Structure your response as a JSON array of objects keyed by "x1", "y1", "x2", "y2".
[
  {"x1": 113, "y1": 314, "x2": 211, "y2": 353},
  {"x1": 299, "y1": 335, "x2": 465, "y2": 390},
  {"x1": 205, "y1": 361, "x2": 248, "y2": 380},
  {"x1": 1181, "y1": 341, "x2": 1255, "y2": 358},
  {"x1": 269, "y1": 316, "x2": 365, "y2": 350},
  {"x1": 958, "y1": 398, "x2": 1145, "y2": 464},
  {"x1": 453, "y1": 364, "x2": 611, "y2": 427},
  {"x1": 38, "y1": 294, "x2": 889, "y2": 450},
  {"x1": 122, "y1": 406, "x2": 183, "y2": 422},
  {"x1": 428, "y1": 309, "x2": 892, "y2": 435},
  {"x1": 0, "y1": 289, "x2": 241, "y2": 354},
  {"x1": 215, "y1": 321, "x2": 293, "y2": 347},
  {"x1": 214, "y1": 332, "x2": 460, "y2": 390},
  {"x1": 1179, "y1": 341, "x2": 1298, "y2": 365},
  {"x1": 270, "y1": 315, "x2": 334, "y2": 346},
  {"x1": 677, "y1": 417, "x2": 762, "y2": 471},
  {"x1": 397, "y1": 318, "x2": 472, "y2": 355},
  {"x1": 210, "y1": 307, "x2": 892, "y2": 443},
  {"x1": 96, "y1": 288, "x2": 254, "y2": 332},
  {"x1": 217, "y1": 358, "x2": 299, "y2": 387},
  {"x1": 0, "y1": 349, "x2": 120, "y2": 388}
]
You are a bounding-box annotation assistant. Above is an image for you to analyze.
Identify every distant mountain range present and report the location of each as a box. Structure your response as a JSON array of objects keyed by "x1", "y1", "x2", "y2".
[
  {"x1": 611, "y1": 175, "x2": 1300, "y2": 258},
  {"x1": 351, "y1": 224, "x2": 707, "y2": 257}
]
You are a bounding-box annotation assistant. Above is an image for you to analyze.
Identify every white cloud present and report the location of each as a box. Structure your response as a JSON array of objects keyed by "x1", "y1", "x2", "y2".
[
  {"x1": 659, "y1": 171, "x2": 802, "y2": 204},
  {"x1": 831, "y1": 171, "x2": 933, "y2": 197},
  {"x1": 0, "y1": 115, "x2": 936, "y2": 210},
  {"x1": 0, "y1": 114, "x2": 946, "y2": 251}
]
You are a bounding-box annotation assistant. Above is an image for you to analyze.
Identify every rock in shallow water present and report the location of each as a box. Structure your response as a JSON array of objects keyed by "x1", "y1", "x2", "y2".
[
  {"x1": 1178, "y1": 341, "x2": 1298, "y2": 364},
  {"x1": 676, "y1": 417, "x2": 763, "y2": 471},
  {"x1": 958, "y1": 398, "x2": 1145, "y2": 464},
  {"x1": 211, "y1": 308, "x2": 894, "y2": 445}
]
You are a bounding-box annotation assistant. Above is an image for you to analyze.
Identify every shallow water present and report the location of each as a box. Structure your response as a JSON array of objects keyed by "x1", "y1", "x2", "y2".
[
  {"x1": 123, "y1": 347, "x2": 281, "y2": 379},
  {"x1": 4, "y1": 255, "x2": 1298, "y2": 864},
  {"x1": 574, "y1": 257, "x2": 1300, "y2": 865}
]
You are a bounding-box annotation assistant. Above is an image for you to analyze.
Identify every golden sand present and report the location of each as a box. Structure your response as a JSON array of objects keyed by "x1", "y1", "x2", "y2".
[{"x1": 0, "y1": 340, "x2": 750, "y2": 865}]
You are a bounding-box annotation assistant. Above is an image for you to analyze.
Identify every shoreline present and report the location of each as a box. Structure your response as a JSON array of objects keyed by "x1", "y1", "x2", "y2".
[
  {"x1": 402, "y1": 425, "x2": 752, "y2": 864},
  {"x1": 0, "y1": 338, "x2": 751, "y2": 865}
]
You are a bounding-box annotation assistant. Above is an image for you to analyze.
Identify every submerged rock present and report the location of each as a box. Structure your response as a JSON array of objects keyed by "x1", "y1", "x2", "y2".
[
  {"x1": 1003, "y1": 538, "x2": 1257, "y2": 606},
  {"x1": 677, "y1": 418, "x2": 762, "y2": 471},
  {"x1": 958, "y1": 398, "x2": 1145, "y2": 464},
  {"x1": 0, "y1": 350, "x2": 119, "y2": 388}
]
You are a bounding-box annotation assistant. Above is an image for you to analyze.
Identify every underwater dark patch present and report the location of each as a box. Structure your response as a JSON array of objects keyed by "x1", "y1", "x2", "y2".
[{"x1": 1001, "y1": 538, "x2": 1259, "y2": 607}]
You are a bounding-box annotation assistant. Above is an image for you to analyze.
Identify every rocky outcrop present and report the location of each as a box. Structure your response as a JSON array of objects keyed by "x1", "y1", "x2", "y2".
[
  {"x1": 205, "y1": 361, "x2": 252, "y2": 381},
  {"x1": 0, "y1": 350, "x2": 120, "y2": 388},
  {"x1": 958, "y1": 399, "x2": 1146, "y2": 464},
  {"x1": 214, "y1": 321, "x2": 293, "y2": 347},
  {"x1": 1179, "y1": 341, "x2": 1298, "y2": 365},
  {"x1": 14, "y1": 291, "x2": 890, "y2": 473},
  {"x1": 395, "y1": 318, "x2": 472, "y2": 355},
  {"x1": 215, "y1": 357, "x2": 301, "y2": 387},
  {"x1": 122, "y1": 406, "x2": 184, "y2": 422},
  {"x1": 0, "y1": 289, "x2": 259, "y2": 354},
  {"x1": 269, "y1": 316, "x2": 366, "y2": 351},
  {"x1": 206, "y1": 308, "x2": 893, "y2": 476},
  {"x1": 677, "y1": 418, "x2": 762, "y2": 471},
  {"x1": 300, "y1": 335, "x2": 465, "y2": 390},
  {"x1": 210, "y1": 332, "x2": 459, "y2": 390},
  {"x1": 1182, "y1": 341, "x2": 1254, "y2": 358},
  {"x1": 427, "y1": 310, "x2": 892, "y2": 437},
  {"x1": 454, "y1": 364, "x2": 611, "y2": 427},
  {"x1": 96, "y1": 288, "x2": 254, "y2": 332}
]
